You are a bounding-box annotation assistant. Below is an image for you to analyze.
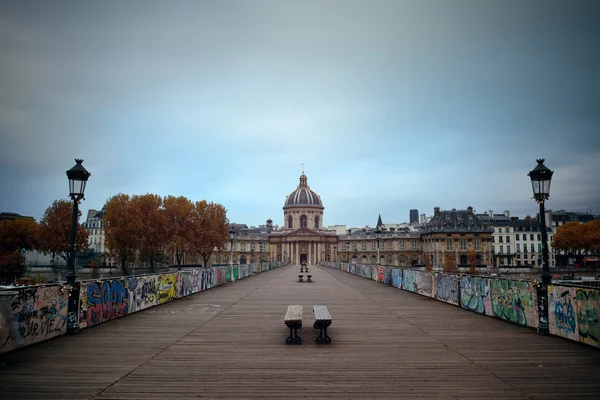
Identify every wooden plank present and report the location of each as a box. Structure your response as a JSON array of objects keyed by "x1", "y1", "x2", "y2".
[
  {"x1": 313, "y1": 304, "x2": 332, "y2": 321},
  {"x1": 0, "y1": 264, "x2": 599, "y2": 400},
  {"x1": 284, "y1": 305, "x2": 302, "y2": 322}
]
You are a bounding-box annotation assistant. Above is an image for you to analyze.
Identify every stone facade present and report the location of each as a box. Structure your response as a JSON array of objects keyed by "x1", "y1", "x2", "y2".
[{"x1": 421, "y1": 206, "x2": 494, "y2": 268}]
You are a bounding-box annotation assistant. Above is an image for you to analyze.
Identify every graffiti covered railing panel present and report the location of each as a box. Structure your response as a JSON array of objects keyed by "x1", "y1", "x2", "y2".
[
  {"x1": 1, "y1": 263, "x2": 284, "y2": 354},
  {"x1": 0, "y1": 285, "x2": 68, "y2": 353},
  {"x1": 549, "y1": 285, "x2": 599, "y2": 348},
  {"x1": 322, "y1": 262, "x2": 599, "y2": 349}
]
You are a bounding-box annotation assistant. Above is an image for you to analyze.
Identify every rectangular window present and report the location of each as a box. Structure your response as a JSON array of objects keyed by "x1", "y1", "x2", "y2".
[
  {"x1": 460, "y1": 239, "x2": 466, "y2": 250},
  {"x1": 530, "y1": 244, "x2": 535, "y2": 252},
  {"x1": 507, "y1": 245, "x2": 511, "y2": 254},
  {"x1": 530, "y1": 234, "x2": 534, "y2": 241},
  {"x1": 362, "y1": 242, "x2": 367, "y2": 251},
  {"x1": 500, "y1": 245, "x2": 504, "y2": 254},
  {"x1": 499, "y1": 236, "x2": 503, "y2": 243},
  {"x1": 538, "y1": 243, "x2": 541, "y2": 252},
  {"x1": 506, "y1": 236, "x2": 510, "y2": 243},
  {"x1": 492, "y1": 245, "x2": 495, "y2": 254},
  {"x1": 241, "y1": 242, "x2": 246, "y2": 251},
  {"x1": 371, "y1": 241, "x2": 376, "y2": 251},
  {"x1": 517, "y1": 244, "x2": 520, "y2": 253},
  {"x1": 446, "y1": 239, "x2": 452, "y2": 250},
  {"x1": 400, "y1": 240, "x2": 405, "y2": 251},
  {"x1": 412, "y1": 241, "x2": 417, "y2": 250},
  {"x1": 516, "y1": 234, "x2": 520, "y2": 241},
  {"x1": 352, "y1": 243, "x2": 357, "y2": 251},
  {"x1": 537, "y1": 234, "x2": 541, "y2": 240},
  {"x1": 475, "y1": 239, "x2": 481, "y2": 250}
]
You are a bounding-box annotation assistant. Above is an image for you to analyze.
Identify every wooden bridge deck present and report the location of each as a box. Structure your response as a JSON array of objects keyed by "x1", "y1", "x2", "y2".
[{"x1": 1, "y1": 265, "x2": 599, "y2": 399}]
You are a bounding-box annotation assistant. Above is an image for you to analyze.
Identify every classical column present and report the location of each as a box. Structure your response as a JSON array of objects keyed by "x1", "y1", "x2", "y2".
[{"x1": 295, "y1": 242, "x2": 299, "y2": 264}]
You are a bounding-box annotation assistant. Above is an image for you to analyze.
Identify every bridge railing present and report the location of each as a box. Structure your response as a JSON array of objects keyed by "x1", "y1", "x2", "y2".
[
  {"x1": 321, "y1": 261, "x2": 600, "y2": 349},
  {"x1": 0, "y1": 262, "x2": 286, "y2": 354}
]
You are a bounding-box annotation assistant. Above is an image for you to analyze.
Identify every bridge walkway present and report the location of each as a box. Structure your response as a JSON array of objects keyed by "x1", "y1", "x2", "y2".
[{"x1": 1, "y1": 264, "x2": 599, "y2": 399}]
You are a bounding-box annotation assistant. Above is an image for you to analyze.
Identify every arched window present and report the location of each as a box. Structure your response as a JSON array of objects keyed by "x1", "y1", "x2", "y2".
[
  {"x1": 300, "y1": 215, "x2": 307, "y2": 228},
  {"x1": 371, "y1": 255, "x2": 377, "y2": 264},
  {"x1": 361, "y1": 255, "x2": 367, "y2": 264},
  {"x1": 460, "y1": 255, "x2": 467, "y2": 265},
  {"x1": 314, "y1": 216, "x2": 320, "y2": 229},
  {"x1": 240, "y1": 255, "x2": 247, "y2": 265},
  {"x1": 288, "y1": 215, "x2": 293, "y2": 228}
]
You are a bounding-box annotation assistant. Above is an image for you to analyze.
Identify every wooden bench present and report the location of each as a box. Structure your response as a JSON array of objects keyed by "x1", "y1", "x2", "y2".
[
  {"x1": 313, "y1": 305, "x2": 332, "y2": 344},
  {"x1": 306, "y1": 275, "x2": 312, "y2": 282},
  {"x1": 284, "y1": 305, "x2": 303, "y2": 345},
  {"x1": 298, "y1": 274, "x2": 304, "y2": 282}
]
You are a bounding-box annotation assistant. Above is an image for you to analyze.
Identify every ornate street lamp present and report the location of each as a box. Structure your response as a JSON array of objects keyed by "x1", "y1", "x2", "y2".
[
  {"x1": 229, "y1": 228, "x2": 235, "y2": 266},
  {"x1": 66, "y1": 159, "x2": 90, "y2": 334},
  {"x1": 375, "y1": 228, "x2": 381, "y2": 265},
  {"x1": 528, "y1": 158, "x2": 553, "y2": 335}
]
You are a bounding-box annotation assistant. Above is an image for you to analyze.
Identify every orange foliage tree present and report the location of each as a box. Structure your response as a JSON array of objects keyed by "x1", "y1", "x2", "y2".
[
  {"x1": 0, "y1": 218, "x2": 39, "y2": 281},
  {"x1": 104, "y1": 194, "x2": 137, "y2": 275},
  {"x1": 190, "y1": 201, "x2": 229, "y2": 267},
  {"x1": 130, "y1": 194, "x2": 166, "y2": 272},
  {"x1": 468, "y1": 248, "x2": 477, "y2": 274},
  {"x1": 37, "y1": 200, "x2": 89, "y2": 264},
  {"x1": 163, "y1": 195, "x2": 195, "y2": 268},
  {"x1": 552, "y1": 221, "x2": 600, "y2": 255},
  {"x1": 443, "y1": 253, "x2": 456, "y2": 273},
  {"x1": 425, "y1": 254, "x2": 433, "y2": 271}
]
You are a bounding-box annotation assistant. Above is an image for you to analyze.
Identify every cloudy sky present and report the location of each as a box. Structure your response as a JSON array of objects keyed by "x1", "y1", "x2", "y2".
[{"x1": 1, "y1": 0, "x2": 599, "y2": 227}]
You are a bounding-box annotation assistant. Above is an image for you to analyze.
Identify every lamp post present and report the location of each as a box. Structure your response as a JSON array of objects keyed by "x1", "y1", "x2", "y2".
[
  {"x1": 375, "y1": 228, "x2": 381, "y2": 265},
  {"x1": 528, "y1": 158, "x2": 553, "y2": 336},
  {"x1": 229, "y1": 228, "x2": 235, "y2": 266},
  {"x1": 66, "y1": 159, "x2": 90, "y2": 334}
]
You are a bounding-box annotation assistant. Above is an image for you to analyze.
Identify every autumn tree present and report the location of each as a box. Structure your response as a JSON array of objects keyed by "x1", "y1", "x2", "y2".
[
  {"x1": 443, "y1": 253, "x2": 456, "y2": 273},
  {"x1": 581, "y1": 220, "x2": 600, "y2": 255},
  {"x1": 0, "y1": 218, "x2": 39, "y2": 281},
  {"x1": 163, "y1": 195, "x2": 195, "y2": 268},
  {"x1": 37, "y1": 200, "x2": 89, "y2": 264},
  {"x1": 425, "y1": 254, "x2": 433, "y2": 271},
  {"x1": 553, "y1": 220, "x2": 600, "y2": 259},
  {"x1": 104, "y1": 194, "x2": 137, "y2": 275},
  {"x1": 468, "y1": 249, "x2": 477, "y2": 274},
  {"x1": 130, "y1": 194, "x2": 166, "y2": 272},
  {"x1": 190, "y1": 200, "x2": 229, "y2": 267}
]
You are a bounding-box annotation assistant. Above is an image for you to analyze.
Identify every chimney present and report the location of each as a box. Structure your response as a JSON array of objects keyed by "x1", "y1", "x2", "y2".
[
  {"x1": 488, "y1": 210, "x2": 493, "y2": 218},
  {"x1": 452, "y1": 208, "x2": 456, "y2": 211},
  {"x1": 504, "y1": 210, "x2": 511, "y2": 218},
  {"x1": 434, "y1": 207, "x2": 440, "y2": 216},
  {"x1": 467, "y1": 206, "x2": 473, "y2": 213}
]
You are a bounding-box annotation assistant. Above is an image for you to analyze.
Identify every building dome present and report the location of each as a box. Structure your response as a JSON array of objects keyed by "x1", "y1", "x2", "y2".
[{"x1": 284, "y1": 173, "x2": 323, "y2": 208}]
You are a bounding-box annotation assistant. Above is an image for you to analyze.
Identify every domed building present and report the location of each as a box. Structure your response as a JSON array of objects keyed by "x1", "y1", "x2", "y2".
[
  {"x1": 268, "y1": 172, "x2": 338, "y2": 264},
  {"x1": 283, "y1": 173, "x2": 324, "y2": 229}
]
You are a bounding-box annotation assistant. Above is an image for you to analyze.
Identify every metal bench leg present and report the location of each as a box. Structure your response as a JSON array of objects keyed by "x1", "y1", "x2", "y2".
[
  {"x1": 314, "y1": 321, "x2": 331, "y2": 344},
  {"x1": 286, "y1": 322, "x2": 302, "y2": 345}
]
